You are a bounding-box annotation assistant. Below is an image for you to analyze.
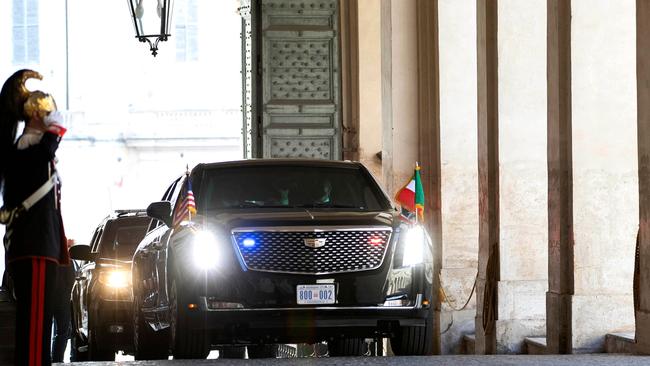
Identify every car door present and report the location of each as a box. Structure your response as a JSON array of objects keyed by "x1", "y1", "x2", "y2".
[
  {"x1": 137, "y1": 177, "x2": 181, "y2": 313},
  {"x1": 72, "y1": 224, "x2": 103, "y2": 340},
  {"x1": 152, "y1": 176, "x2": 185, "y2": 317}
]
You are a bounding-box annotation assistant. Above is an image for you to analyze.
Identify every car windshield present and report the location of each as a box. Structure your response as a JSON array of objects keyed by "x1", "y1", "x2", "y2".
[
  {"x1": 198, "y1": 165, "x2": 390, "y2": 211},
  {"x1": 98, "y1": 217, "x2": 149, "y2": 260}
]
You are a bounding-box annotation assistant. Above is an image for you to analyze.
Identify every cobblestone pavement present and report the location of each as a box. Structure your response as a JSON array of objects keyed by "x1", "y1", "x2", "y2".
[{"x1": 64, "y1": 355, "x2": 648, "y2": 366}]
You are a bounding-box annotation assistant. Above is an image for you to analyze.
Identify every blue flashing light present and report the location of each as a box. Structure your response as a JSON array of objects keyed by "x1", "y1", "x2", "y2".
[{"x1": 242, "y1": 238, "x2": 256, "y2": 248}]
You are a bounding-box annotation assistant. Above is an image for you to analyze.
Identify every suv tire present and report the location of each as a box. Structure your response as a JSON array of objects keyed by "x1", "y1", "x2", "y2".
[
  {"x1": 133, "y1": 286, "x2": 169, "y2": 360},
  {"x1": 390, "y1": 308, "x2": 434, "y2": 356},
  {"x1": 247, "y1": 344, "x2": 277, "y2": 359},
  {"x1": 170, "y1": 278, "x2": 210, "y2": 359},
  {"x1": 328, "y1": 338, "x2": 365, "y2": 357},
  {"x1": 88, "y1": 320, "x2": 114, "y2": 361},
  {"x1": 220, "y1": 345, "x2": 246, "y2": 359}
]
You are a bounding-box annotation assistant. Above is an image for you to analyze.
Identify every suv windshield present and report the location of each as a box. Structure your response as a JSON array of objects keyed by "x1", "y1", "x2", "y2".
[
  {"x1": 199, "y1": 165, "x2": 390, "y2": 211},
  {"x1": 98, "y1": 217, "x2": 149, "y2": 260}
]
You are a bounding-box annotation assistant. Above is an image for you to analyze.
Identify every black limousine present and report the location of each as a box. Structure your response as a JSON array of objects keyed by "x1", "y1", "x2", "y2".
[{"x1": 131, "y1": 159, "x2": 434, "y2": 359}]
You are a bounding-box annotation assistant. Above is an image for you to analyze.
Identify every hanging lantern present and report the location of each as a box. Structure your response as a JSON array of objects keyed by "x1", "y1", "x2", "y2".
[{"x1": 127, "y1": 0, "x2": 174, "y2": 56}]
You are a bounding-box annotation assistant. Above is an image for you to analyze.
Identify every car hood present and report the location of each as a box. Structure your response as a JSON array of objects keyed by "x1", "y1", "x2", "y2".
[
  {"x1": 95, "y1": 258, "x2": 132, "y2": 270},
  {"x1": 199, "y1": 210, "x2": 398, "y2": 233}
]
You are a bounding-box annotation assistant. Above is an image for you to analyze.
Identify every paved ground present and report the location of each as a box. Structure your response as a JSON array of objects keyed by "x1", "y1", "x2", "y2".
[{"x1": 64, "y1": 355, "x2": 649, "y2": 366}]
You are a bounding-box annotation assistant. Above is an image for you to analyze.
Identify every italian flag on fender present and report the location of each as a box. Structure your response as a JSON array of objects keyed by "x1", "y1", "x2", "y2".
[{"x1": 395, "y1": 162, "x2": 425, "y2": 224}]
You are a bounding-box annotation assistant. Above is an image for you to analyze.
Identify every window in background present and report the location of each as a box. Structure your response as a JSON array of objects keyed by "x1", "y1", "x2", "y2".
[
  {"x1": 12, "y1": 0, "x2": 39, "y2": 65},
  {"x1": 175, "y1": 0, "x2": 199, "y2": 62}
]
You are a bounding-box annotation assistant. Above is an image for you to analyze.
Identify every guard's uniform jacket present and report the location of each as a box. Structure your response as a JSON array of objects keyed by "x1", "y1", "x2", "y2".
[
  {"x1": 3, "y1": 130, "x2": 69, "y2": 265},
  {"x1": 4, "y1": 128, "x2": 69, "y2": 366}
]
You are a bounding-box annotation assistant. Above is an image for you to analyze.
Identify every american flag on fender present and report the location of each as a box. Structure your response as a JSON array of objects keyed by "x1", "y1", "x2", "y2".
[{"x1": 173, "y1": 179, "x2": 197, "y2": 227}]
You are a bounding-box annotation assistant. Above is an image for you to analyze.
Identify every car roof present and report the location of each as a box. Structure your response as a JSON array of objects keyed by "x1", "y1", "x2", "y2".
[
  {"x1": 194, "y1": 159, "x2": 364, "y2": 171},
  {"x1": 103, "y1": 209, "x2": 148, "y2": 223}
]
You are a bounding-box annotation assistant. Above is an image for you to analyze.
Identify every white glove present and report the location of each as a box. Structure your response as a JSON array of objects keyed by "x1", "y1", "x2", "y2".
[{"x1": 44, "y1": 110, "x2": 64, "y2": 126}]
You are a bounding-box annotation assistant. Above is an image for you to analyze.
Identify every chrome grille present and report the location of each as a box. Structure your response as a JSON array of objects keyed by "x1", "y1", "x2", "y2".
[{"x1": 232, "y1": 227, "x2": 392, "y2": 275}]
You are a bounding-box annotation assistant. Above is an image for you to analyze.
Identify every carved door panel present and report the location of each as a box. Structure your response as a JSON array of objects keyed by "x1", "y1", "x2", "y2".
[{"x1": 241, "y1": 0, "x2": 341, "y2": 160}]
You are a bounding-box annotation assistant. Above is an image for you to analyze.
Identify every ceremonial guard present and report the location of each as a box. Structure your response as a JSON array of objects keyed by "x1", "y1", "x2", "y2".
[{"x1": 0, "y1": 70, "x2": 69, "y2": 366}]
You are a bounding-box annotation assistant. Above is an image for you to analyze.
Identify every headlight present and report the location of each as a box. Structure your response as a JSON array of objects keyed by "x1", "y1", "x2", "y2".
[
  {"x1": 98, "y1": 270, "x2": 131, "y2": 289},
  {"x1": 401, "y1": 225, "x2": 428, "y2": 266},
  {"x1": 192, "y1": 230, "x2": 220, "y2": 270}
]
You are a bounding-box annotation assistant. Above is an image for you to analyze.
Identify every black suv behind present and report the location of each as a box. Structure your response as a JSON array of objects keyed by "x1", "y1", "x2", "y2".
[
  {"x1": 132, "y1": 159, "x2": 434, "y2": 359},
  {"x1": 69, "y1": 210, "x2": 149, "y2": 361}
]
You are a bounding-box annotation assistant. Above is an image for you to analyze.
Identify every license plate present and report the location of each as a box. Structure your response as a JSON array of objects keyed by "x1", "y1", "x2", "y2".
[{"x1": 296, "y1": 284, "x2": 335, "y2": 305}]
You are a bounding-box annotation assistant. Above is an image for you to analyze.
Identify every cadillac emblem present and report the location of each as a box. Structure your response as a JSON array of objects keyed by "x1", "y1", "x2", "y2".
[{"x1": 304, "y1": 238, "x2": 327, "y2": 249}]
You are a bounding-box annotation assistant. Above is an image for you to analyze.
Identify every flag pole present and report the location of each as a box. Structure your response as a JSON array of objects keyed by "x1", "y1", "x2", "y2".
[{"x1": 415, "y1": 161, "x2": 419, "y2": 226}]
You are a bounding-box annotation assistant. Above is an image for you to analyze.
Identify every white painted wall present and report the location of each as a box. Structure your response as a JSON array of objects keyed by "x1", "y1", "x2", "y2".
[{"x1": 571, "y1": 0, "x2": 637, "y2": 352}]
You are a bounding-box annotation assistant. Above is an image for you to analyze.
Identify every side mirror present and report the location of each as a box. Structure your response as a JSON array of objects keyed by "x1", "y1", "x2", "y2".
[
  {"x1": 69, "y1": 245, "x2": 95, "y2": 262},
  {"x1": 147, "y1": 201, "x2": 172, "y2": 227}
]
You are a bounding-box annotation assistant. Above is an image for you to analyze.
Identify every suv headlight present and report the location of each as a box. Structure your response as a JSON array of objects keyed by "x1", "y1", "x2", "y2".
[
  {"x1": 98, "y1": 270, "x2": 131, "y2": 289},
  {"x1": 401, "y1": 225, "x2": 430, "y2": 266},
  {"x1": 192, "y1": 230, "x2": 220, "y2": 270}
]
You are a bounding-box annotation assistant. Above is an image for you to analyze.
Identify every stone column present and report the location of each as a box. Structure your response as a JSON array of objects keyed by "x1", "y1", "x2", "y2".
[
  {"x1": 475, "y1": 0, "x2": 499, "y2": 355},
  {"x1": 416, "y1": 0, "x2": 442, "y2": 354},
  {"x1": 358, "y1": 0, "x2": 382, "y2": 180},
  {"x1": 636, "y1": 0, "x2": 650, "y2": 355},
  {"x1": 340, "y1": 0, "x2": 360, "y2": 162},
  {"x1": 546, "y1": 0, "x2": 573, "y2": 354},
  {"x1": 381, "y1": 0, "x2": 419, "y2": 195}
]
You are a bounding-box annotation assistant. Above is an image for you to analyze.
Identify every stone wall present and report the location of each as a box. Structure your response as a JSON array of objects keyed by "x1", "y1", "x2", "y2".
[
  {"x1": 570, "y1": 0, "x2": 637, "y2": 352},
  {"x1": 356, "y1": 0, "x2": 639, "y2": 354},
  {"x1": 496, "y1": 0, "x2": 548, "y2": 353},
  {"x1": 358, "y1": 0, "x2": 383, "y2": 181},
  {"x1": 438, "y1": 0, "x2": 479, "y2": 355}
]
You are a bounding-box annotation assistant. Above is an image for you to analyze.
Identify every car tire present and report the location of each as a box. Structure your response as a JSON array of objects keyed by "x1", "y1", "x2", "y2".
[
  {"x1": 219, "y1": 345, "x2": 246, "y2": 359},
  {"x1": 133, "y1": 288, "x2": 170, "y2": 360},
  {"x1": 69, "y1": 333, "x2": 88, "y2": 362},
  {"x1": 390, "y1": 308, "x2": 434, "y2": 356},
  {"x1": 88, "y1": 322, "x2": 115, "y2": 361},
  {"x1": 170, "y1": 278, "x2": 210, "y2": 359},
  {"x1": 327, "y1": 338, "x2": 365, "y2": 357},
  {"x1": 247, "y1": 344, "x2": 278, "y2": 359}
]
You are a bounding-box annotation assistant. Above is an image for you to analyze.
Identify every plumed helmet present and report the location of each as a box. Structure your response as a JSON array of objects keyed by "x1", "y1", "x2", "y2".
[
  {"x1": 23, "y1": 90, "x2": 57, "y2": 119},
  {"x1": 0, "y1": 69, "x2": 44, "y2": 186}
]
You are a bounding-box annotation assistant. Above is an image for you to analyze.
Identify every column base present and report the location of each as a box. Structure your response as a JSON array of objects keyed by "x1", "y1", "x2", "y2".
[
  {"x1": 635, "y1": 310, "x2": 650, "y2": 354},
  {"x1": 546, "y1": 291, "x2": 572, "y2": 354}
]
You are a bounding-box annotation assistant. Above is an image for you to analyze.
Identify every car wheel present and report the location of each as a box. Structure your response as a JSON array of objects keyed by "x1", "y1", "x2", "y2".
[
  {"x1": 170, "y1": 278, "x2": 209, "y2": 359},
  {"x1": 327, "y1": 338, "x2": 365, "y2": 357},
  {"x1": 88, "y1": 321, "x2": 115, "y2": 361},
  {"x1": 219, "y1": 345, "x2": 246, "y2": 359},
  {"x1": 390, "y1": 308, "x2": 434, "y2": 356},
  {"x1": 69, "y1": 333, "x2": 88, "y2": 362},
  {"x1": 133, "y1": 288, "x2": 169, "y2": 360},
  {"x1": 247, "y1": 344, "x2": 278, "y2": 359}
]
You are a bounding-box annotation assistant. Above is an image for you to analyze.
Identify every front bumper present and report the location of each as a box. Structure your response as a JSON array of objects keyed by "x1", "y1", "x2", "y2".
[{"x1": 186, "y1": 295, "x2": 431, "y2": 344}]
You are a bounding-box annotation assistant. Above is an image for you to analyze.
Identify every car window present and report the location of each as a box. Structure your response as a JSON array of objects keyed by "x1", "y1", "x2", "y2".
[
  {"x1": 88, "y1": 228, "x2": 100, "y2": 249},
  {"x1": 97, "y1": 217, "x2": 149, "y2": 261},
  {"x1": 198, "y1": 165, "x2": 390, "y2": 211},
  {"x1": 90, "y1": 227, "x2": 104, "y2": 253}
]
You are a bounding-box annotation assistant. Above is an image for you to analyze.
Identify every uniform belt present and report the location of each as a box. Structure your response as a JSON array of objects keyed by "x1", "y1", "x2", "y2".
[{"x1": 0, "y1": 174, "x2": 57, "y2": 226}]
